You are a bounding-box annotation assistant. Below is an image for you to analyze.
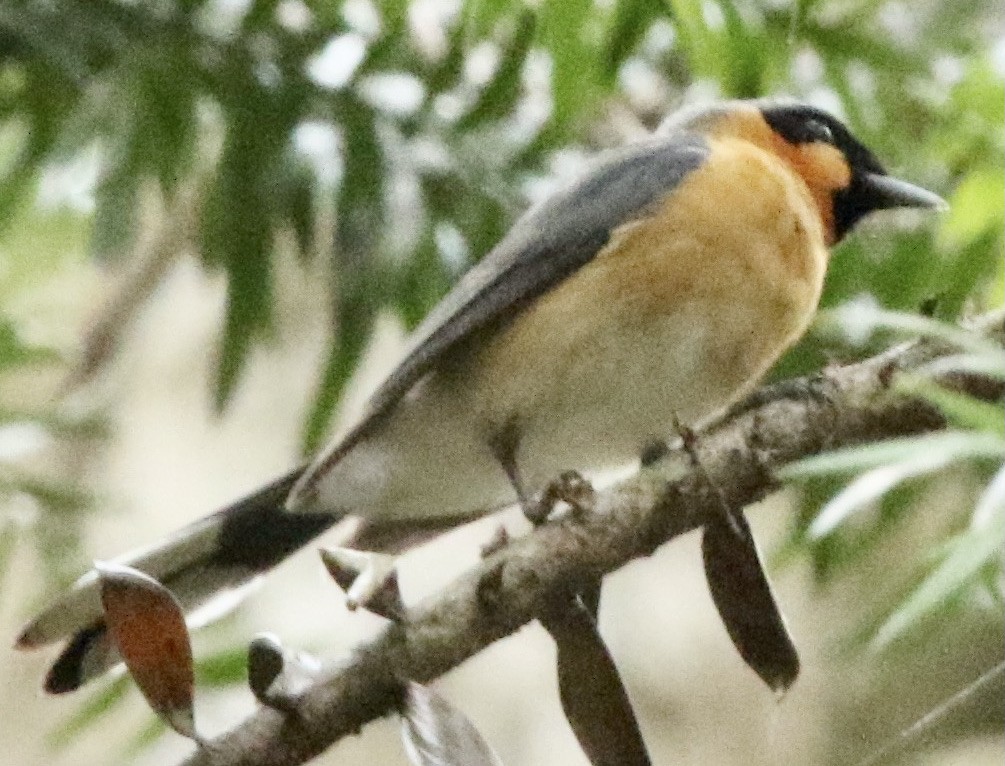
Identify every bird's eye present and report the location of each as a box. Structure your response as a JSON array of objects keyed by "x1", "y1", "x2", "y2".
[{"x1": 805, "y1": 119, "x2": 834, "y2": 143}]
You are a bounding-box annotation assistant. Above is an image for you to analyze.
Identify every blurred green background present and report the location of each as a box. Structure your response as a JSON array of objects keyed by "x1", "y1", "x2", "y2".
[{"x1": 0, "y1": 0, "x2": 1002, "y2": 764}]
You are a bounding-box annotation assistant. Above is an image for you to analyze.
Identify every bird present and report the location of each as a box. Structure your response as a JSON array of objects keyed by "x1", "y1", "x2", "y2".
[{"x1": 16, "y1": 98, "x2": 945, "y2": 694}]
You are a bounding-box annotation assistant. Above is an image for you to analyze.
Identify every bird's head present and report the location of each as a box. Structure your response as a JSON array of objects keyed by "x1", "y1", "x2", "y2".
[{"x1": 660, "y1": 99, "x2": 946, "y2": 244}]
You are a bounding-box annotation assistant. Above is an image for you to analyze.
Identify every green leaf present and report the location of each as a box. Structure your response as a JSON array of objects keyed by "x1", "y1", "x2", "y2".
[
  {"x1": 0, "y1": 319, "x2": 61, "y2": 369},
  {"x1": 135, "y1": 50, "x2": 197, "y2": 195},
  {"x1": 195, "y1": 645, "x2": 252, "y2": 687},
  {"x1": 201, "y1": 93, "x2": 287, "y2": 409},
  {"x1": 665, "y1": 0, "x2": 716, "y2": 79},
  {"x1": 463, "y1": 0, "x2": 515, "y2": 39},
  {"x1": 424, "y1": 10, "x2": 468, "y2": 97},
  {"x1": 807, "y1": 451, "x2": 967, "y2": 539},
  {"x1": 896, "y1": 377, "x2": 1005, "y2": 435},
  {"x1": 537, "y1": 0, "x2": 599, "y2": 133},
  {"x1": 817, "y1": 299, "x2": 1003, "y2": 358},
  {"x1": 873, "y1": 509, "x2": 1005, "y2": 649},
  {"x1": 938, "y1": 169, "x2": 1004, "y2": 250},
  {"x1": 91, "y1": 163, "x2": 139, "y2": 262},
  {"x1": 121, "y1": 716, "x2": 167, "y2": 758},
  {"x1": 717, "y1": 0, "x2": 767, "y2": 98},
  {"x1": 275, "y1": 163, "x2": 317, "y2": 261},
  {"x1": 301, "y1": 293, "x2": 378, "y2": 453},
  {"x1": 334, "y1": 96, "x2": 384, "y2": 261},
  {"x1": 49, "y1": 677, "x2": 132, "y2": 749},
  {"x1": 602, "y1": 0, "x2": 664, "y2": 83},
  {"x1": 396, "y1": 226, "x2": 452, "y2": 330},
  {"x1": 299, "y1": 97, "x2": 386, "y2": 452},
  {"x1": 455, "y1": 10, "x2": 536, "y2": 131}
]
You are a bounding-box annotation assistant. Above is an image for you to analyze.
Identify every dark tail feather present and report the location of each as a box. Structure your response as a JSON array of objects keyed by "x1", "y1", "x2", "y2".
[{"x1": 17, "y1": 468, "x2": 343, "y2": 694}]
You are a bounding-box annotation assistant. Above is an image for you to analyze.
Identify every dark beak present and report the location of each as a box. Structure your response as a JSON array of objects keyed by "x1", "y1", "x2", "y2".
[{"x1": 860, "y1": 172, "x2": 948, "y2": 212}]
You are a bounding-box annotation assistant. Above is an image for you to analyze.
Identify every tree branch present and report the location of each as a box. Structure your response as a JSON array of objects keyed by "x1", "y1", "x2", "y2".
[{"x1": 183, "y1": 318, "x2": 1003, "y2": 766}]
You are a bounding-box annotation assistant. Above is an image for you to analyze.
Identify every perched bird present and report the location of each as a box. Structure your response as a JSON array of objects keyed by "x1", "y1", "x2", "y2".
[{"x1": 17, "y1": 98, "x2": 945, "y2": 694}]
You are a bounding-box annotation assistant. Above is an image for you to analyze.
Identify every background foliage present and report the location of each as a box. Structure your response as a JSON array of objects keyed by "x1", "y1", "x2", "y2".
[{"x1": 0, "y1": 0, "x2": 1001, "y2": 763}]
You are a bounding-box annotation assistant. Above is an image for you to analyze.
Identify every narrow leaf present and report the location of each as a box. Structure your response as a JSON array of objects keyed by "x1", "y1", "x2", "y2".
[
  {"x1": 541, "y1": 591, "x2": 651, "y2": 766},
  {"x1": 781, "y1": 431, "x2": 1005, "y2": 481},
  {"x1": 921, "y1": 352, "x2": 1005, "y2": 382},
  {"x1": 873, "y1": 510, "x2": 1005, "y2": 649},
  {"x1": 538, "y1": 0, "x2": 598, "y2": 131},
  {"x1": 401, "y1": 681, "x2": 503, "y2": 766},
  {"x1": 807, "y1": 436, "x2": 1003, "y2": 538},
  {"x1": 48, "y1": 676, "x2": 131, "y2": 749},
  {"x1": 602, "y1": 0, "x2": 663, "y2": 82},
  {"x1": 455, "y1": 11, "x2": 536, "y2": 131},
  {"x1": 819, "y1": 298, "x2": 1001, "y2": 358},
  {"x1": 972, "y1": 462, "x2": 1005, "y2": 529},
  {"x1": 702, "y1": 512, "x2": 800, "y2": 694},
  {"x1": 896, "y1": 377, "x2": 1005, "y2": 435}
]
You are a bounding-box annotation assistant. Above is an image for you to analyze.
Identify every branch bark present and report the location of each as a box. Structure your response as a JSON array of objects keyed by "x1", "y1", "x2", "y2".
[{"x1": 183, "y1": 318, "x2": 1003, "y2": 766}]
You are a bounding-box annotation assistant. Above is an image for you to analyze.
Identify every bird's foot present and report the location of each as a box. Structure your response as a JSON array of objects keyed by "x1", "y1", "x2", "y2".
[{"x1": 524, "y1": 470, "x2": 596, "y2": 526}]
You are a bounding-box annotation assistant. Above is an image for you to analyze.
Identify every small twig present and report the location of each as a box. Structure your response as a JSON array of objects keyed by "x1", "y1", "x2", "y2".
[
  {"x1": 854, "y1": 661, "x2": 1005, "y2": 766},
  {"x1": 65, "y1": 185, "x2": 198, "y2": 391}
]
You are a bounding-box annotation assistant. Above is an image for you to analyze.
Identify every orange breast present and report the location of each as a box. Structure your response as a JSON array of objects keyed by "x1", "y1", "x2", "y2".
[{"x1": 464, "y1": 136, "x2": 830, "y2": 442}]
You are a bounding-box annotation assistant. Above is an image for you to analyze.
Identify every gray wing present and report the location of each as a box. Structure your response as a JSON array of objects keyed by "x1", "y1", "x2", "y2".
[{"x1": 310, "y1": 133, "x2": 708, "y2": 471}]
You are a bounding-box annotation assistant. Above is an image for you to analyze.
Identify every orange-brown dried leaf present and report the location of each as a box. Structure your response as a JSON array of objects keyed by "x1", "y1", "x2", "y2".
[{"x1": 97, "y1": 562, "x2": 197, "y2": 739}]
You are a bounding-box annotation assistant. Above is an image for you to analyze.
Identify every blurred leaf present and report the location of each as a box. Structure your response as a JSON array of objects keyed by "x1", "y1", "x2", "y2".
[
  {"x1": 401, "y1": 681, "x2": 503, "y2": 766},
  {"x1": 49, "y1": 676, "x2": 132, "y2": 750},
  {"x1": 122, "y1": 715, "x2": 168, "y2": 759},
  {"x1": 274, "y1": 161, "x2": 318, "y2": 261},
  {"x1": 938, "y1": 169, "x2": 1004, "y2": 250},
  {"x1": 972, "y1": 462, "x2": 1005, "y2": 528},
  {"x1": 396, "y1": 227, "x2": 452, "y2": 330},
  {"x1": 463, "y1": 0, "x2": 516, "y2": 40},
  {"x1": 195, "y1": 645, "x2": 252, "y2": 687},
  {"x1": 91, "y1": 162, "x2": 139, "y2": 262},
  {"x1": 782, "y1": 428, "x2": 1004, "y2": 540},
  {"x1": 603, "y1": 0, "x2": 661, "y2": 82},
  {"x1": 817, "y1": 299, "x2": 1002, "y2": 357},
  {"x1": 537, "y1": 0, "x2": 600, "y2": 133},
  {"x1": 0, "y1": 318, "x2": 61, "y2": 368},
  {"x1": 781, "y1": 431, "x2": 1005, "y2": 481},
  {"x1": 717, "y1": 0, "x2": 768, "y2": 97},
  {"x1": 666, "y1": 0, "x2": 717, "y2": 80},
  {"x1": 302, "y1": 293, "x2": 378, "y2": 452},
  {"x1": 896, "y1": 377, "x2": 1005, "y2": 435},
  {"x1": 456, "y1": 10, "x2": 535, "y2": 131},
  {"x1": 201, "y1": 78, "x2": 290, "y2": 408},
  {"x1": 921, "y1": 352, "x2": 1005, "y2": 382},
  {"x1": 873, "y1": 506, "x2": 1005, "y2": 649},
  {"x1": 808, "y1": 451, "x2": 964, "y2": 539},
  {"x1": 302, "y1": 95, "x2": 385, "y2": 452}
]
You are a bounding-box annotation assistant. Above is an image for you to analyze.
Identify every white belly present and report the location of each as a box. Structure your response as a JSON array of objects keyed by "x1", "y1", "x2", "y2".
[{"x1": 316, "y1": 289, "x2": 815, "y2": 521}]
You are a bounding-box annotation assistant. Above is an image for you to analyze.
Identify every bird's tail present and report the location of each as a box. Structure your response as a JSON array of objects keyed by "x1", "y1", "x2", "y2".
[{"x1": 15, "y1": 468, "x2": 343, "y2": 694}]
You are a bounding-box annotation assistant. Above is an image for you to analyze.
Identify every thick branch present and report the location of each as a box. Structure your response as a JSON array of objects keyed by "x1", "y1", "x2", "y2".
[{"x1": 184, "y1": 321, "x2": 1002, "y2": 766}]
